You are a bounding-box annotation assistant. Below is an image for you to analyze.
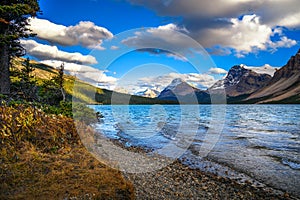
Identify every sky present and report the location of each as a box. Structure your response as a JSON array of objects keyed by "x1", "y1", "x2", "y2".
[{"x1": 21, "y1": 0, "x2": 300, "y2": 94}]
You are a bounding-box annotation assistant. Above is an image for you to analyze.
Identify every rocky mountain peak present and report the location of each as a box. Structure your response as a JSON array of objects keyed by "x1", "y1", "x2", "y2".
[
  {"x1": 286, "y1": 48, "x2": 300, "y2": 70},
  {"x1": 271, "y1": 48, "x2": 300, "y2": 82},
  {"x1": 225, "y1": 65, "x2": 250, "y2": 86},
  {"x1": 158, "y1": 78, "x2": 201, "y2": 100},
  {"x1": 165, "y1": 78, "x2": 185, "y2": 90},
  {"x1": 135, "y1": 88, "x2": 160, "y2": 98},
  {"x1": 246, "y1": 48, "x2": 300, "y2": 103},
  {"x1": 210, "y1": 64, "x2": 272, "y2": 97},
  {"x1": 158, "y1": 78, "x2": 210, "y2": 103}
]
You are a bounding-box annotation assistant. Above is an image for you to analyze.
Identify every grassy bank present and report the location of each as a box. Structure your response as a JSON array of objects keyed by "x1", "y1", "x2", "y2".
[{"x1": 0, "y1": 104, "x2": 134, "y2": 199}]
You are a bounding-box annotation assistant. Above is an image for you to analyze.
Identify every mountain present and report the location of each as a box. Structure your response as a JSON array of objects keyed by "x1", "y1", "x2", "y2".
[
  {"x1": 158, "y1": 78, "x2": 210, "y2": 103},
  {"x1": 135, "y1": 88, "x2": 160, "y2": 98},
  {"x1": 210, "y1": 65, "x2": 272, "y2": 97},
  {"x1": 246, "y1": 49, "x2": 300, "y2": 103}
]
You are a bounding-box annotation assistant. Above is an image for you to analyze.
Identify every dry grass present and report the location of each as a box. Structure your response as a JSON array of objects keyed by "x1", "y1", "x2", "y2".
[
  {"x1": 0, "y1": 105, "x2": 134, "y2": 200},
  {"x1": 0, "y1": 144, "x2": 134, "y2": 200}
]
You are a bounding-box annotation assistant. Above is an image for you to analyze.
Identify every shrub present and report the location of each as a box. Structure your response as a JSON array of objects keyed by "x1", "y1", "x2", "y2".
[
  {"x1": 72, "y1": 102, "x2": 99, "y2": 125},
  {"x1": 0, "y1": 104, "x2": 79, "y2": 152}
]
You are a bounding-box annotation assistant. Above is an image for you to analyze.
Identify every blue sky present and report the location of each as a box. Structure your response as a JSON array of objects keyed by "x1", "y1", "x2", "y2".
[{"x1": 22, "y1": 0, "x2": 300, "y2": 93}]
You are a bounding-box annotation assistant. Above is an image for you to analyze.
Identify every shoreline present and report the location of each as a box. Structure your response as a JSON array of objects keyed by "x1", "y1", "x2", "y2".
[{"x1": 92, "y1": 132, "x2": 299, "y2": 200}]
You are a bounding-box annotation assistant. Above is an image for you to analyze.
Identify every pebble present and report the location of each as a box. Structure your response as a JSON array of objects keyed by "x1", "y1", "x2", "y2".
[{"x1": 102, "y1": 137, "x2": 297, "y2": 200}]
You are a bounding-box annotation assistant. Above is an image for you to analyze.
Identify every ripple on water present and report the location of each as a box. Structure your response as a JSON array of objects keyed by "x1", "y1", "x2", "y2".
[{"x1": 282, "y1": 158, "x2": 300, "y2": 170}]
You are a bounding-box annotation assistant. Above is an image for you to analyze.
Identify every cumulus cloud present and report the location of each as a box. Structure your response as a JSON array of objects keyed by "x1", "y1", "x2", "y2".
[
  {"x1": 208, "y1": 68, "x2": 227, "y2": 74},
  {"x1": 122, "y1": 16, "x2": 297, "y2": 58},
  {"x1": 189, "y1": 15, "x2": 297, "y2": 57},
  {"x1": 200, "y1": 15, "x2": 272, "y2": 55},
  {"x1": 130, "y1": 0, "x2": 300, "y2": 28},
  {"x1": 21, "y1": 39, "x2": 98, "y2": 65},
  {"x1": 28, "y1": 18, "x2": 113, "y2": 49},
  {"x1": 122, "y1": 24, "x2": 204, "y2": 60},
  {"x1": 268, "y1": 36, "x2": 297, "y2": 51},
  {"x1": 128, "y1": 0, "x2": 299, "y2": 56},
  {"x1": 41, "y1": 60, "x2": 117, "y2": 87}
]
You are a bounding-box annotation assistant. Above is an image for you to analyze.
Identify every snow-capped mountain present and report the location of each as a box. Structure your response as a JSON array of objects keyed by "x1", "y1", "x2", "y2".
[
  {"x1": 210, "y1": 65, "x2": 272, "y2": 97},
  {"x1": 134, "y1": 88, "x2": 160, "y2": 98},
  {"x1": 164, "y1": 78, "x2": 186, "y2": 91},
  {"x1": 159, "y1": 78, "x2": 196, "y2": 98},
  {"x1": 158, "y1": 78, "x2": 210, "y2": 103}
]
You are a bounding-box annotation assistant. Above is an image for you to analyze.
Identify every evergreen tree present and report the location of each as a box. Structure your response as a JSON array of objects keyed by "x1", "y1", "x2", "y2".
[
  {"x1": 57, "y1": 63, "x2": 65, "y2": 102},
  {"x1": 0, "y1": 0, "x2": 40, "y2": 94},
  {"x1": 20, "y1": 58, "x2": 37, "y2": 101},
  {"x1": 40, "y1": 63, "x2": 66, "y2": 105}
]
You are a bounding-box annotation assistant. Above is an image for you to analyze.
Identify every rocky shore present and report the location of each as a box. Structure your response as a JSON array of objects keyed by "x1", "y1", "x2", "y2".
[
  {"x1": 124, "y1": 159, "x2": 296, "y2": 200},
  {"x1": 93, "y1": 135, "x2": 299, "y2": 200}
]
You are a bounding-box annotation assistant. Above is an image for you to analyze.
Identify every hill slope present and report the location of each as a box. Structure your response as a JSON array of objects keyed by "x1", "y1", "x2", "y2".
[
  {"x1": 12, "y1": 58, "x2": 176, "y2": 105},
  {"x1": 246, "y1": 49, "x2": 300, "y2": 103}
]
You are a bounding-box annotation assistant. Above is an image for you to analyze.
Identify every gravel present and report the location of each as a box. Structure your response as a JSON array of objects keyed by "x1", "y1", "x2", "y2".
[
  {"x1": 93, "y1": 135, "x2": 298, "y2": 200},
  {"x1": 123, "y1": 159, "x2": 297, "y2": 200}
]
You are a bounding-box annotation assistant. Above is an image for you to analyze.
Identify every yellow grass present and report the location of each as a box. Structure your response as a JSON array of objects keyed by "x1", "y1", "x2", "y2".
[{"x1": 0, "y1": 105, "x2": 134, "y2": 199}]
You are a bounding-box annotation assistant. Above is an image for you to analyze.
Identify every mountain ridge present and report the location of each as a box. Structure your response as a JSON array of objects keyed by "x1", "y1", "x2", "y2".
[
  {"x1": 157, "y1": 49, "x2": 300, "y2": 104},
  {"x1": 210, "y1": 64, "x2": 272, "y2": 97},
  {"x1": 246, "y1": 49, "x2": 300, "y2": 103},
  {"x1": 158, "y1": 78, "x2": 210, "y2": 104}
]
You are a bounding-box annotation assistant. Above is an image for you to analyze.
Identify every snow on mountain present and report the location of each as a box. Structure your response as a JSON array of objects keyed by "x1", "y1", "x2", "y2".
[
  {"x1": 134, "y1": 88, "x2": 160, "y2": 98},
  {"x1": 244, "y1": 64, "x2": 277, "y2": 76},
  {"x1": 165, "y1": 78, "x2": 185, "y2": 91},
  {"x1": 210, "y1": 64, "x2": 272, "y2": 97}
]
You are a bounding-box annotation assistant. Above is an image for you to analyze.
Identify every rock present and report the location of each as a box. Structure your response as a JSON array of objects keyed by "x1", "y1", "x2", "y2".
[
  {"x1": 247, "y1": 49, "x2": 300, "y2": 103},
  {"x1": 210, "y1": 65, "x2": 272, "y2": 97}
]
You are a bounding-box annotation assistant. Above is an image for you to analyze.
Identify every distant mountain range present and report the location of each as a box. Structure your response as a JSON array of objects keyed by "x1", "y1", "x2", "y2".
[
  {"x1": 157, "y1": 49, "x2": 300, "y2": 104},
  {"x1": 26, "y1": 48, "x2": 300, "y2": 104}
]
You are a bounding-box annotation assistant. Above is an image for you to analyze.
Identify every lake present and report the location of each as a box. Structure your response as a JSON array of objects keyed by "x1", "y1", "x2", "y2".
[{"x1": 89, "y1": 104, "x2": 300, "y2": 197}]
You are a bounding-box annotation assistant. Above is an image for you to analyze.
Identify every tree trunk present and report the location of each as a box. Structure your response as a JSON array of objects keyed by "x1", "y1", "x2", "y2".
[
  {"x1": 0, "y1": 44, "x2": 11, "y2": 95},
  {"x1": 61, "y1": 87, "x2": 66, "y2": 102}
]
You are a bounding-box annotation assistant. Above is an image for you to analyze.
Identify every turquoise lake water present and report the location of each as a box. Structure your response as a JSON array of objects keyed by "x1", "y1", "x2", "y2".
[{"x1": 90, "y1": 104, "x2": 300, "y2": 196}]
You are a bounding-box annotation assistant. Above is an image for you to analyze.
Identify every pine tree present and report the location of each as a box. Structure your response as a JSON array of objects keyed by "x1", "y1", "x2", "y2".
[
  {"x1": 57, "y1": 63, "x2": 66, "y2": 102},
  {"x1": 40, "y1": 63, "x2": 66, "y2": 105},
  {"x1": 20, "y1": 57, "x2": 37, "y2": 101},
  {"x1": 0, "y1": 0, "x2": 40, "y2": 94}
]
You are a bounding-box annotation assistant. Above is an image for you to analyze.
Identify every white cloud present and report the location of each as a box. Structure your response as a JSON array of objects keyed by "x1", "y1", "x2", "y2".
[
  {"x1": 110, "y1": 45, "x2": 119, "y2": 50},
  {"x1": 209, "y1": 67, "x2": 227, "y2": 74},
  {"x1": 41, "y1": 60, "x2": 117, "y2": 87},
  {"x1": 122, "y1": 23, "x2": 201, "y2": 60},
  {"x1": 28, "y1": 18, "x2": 113, "y2": 49},
  {"x1": 193, "y1": 15, "x2": 297, "y2": 57},
  {"x1": 130, "y1": 0, "x2": 300, "y2": 28},
  {"x1": 276, "y1": 12, "x2": 300, "y2": 28},
  {"x1": 21, "y1": 39, "x2": 98, "y2": 65},
  {"x1": 129, "y1": 0, "x2": 299, "y2": 56},
  {"x1": 122, "y1": 16, "x2": 297, "y2": 58},
  {"x1": 268, "y1": 36, "x2": 297, "y2": 50}
]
